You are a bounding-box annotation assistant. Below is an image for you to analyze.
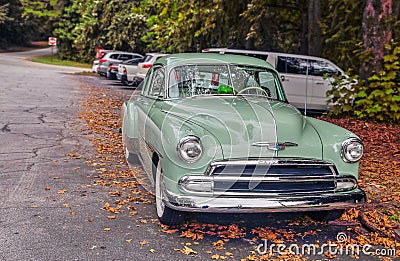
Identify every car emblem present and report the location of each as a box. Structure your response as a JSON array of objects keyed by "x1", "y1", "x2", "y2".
[{"x1": 252, "y1": 142, "x2": 298, "y2": 151}]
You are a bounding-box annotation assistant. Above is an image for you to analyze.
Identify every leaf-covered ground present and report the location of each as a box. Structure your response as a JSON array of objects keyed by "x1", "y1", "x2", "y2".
[{"x1": 76, "y1": 80, "x2": 399, "y2": 260}]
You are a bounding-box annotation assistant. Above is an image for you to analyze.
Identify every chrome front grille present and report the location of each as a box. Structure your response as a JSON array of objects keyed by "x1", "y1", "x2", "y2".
[
  {"x1": 207, "y1": 159, "x2": 338, "y2": 194},
  {"x1": 211, "y1": 164, "x2": 334, "y2": 176}
]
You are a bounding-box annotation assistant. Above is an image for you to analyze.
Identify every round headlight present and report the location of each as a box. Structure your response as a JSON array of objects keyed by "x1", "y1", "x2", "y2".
[
  {"x1": 341, "y1": 138, "x2": 364, "y2": 163},
  {"x1": 177, "y1": 136, "x2": 202, "y2": 163}
]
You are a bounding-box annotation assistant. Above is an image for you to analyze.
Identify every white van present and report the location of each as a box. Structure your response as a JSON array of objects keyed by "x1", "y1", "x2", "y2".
[{"x1": 202, "y1": 48, "x2": 345, "y2": 111}]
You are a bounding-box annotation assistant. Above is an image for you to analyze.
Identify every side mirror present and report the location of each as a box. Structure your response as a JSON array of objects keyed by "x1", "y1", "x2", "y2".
[{"x1": 280, "y1": 75, "x2": 285, "y2": 82}]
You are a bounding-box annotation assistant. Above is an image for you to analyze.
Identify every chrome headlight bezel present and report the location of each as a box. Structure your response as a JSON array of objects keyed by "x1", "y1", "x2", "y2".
[
  {"x1": 341, "y1": 138, "x2": 364, "y2": 163},
  {"x1": 177, "y1": 136, "x2": 203, "y2": 163}
]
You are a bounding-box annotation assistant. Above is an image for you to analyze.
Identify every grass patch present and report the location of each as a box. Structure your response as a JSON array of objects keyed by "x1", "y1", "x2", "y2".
[{"x1": 31, "y1": 55, "x2": 92, "y2": 69}]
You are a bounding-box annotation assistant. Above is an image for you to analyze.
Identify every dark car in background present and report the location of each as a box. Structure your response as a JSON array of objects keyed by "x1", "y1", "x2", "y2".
[{"x1": 106, "y1": 63, "x2": 120, "y2": 80}]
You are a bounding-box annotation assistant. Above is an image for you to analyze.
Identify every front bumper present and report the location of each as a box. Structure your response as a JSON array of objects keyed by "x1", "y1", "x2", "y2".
[
  {"x1": 162, "y1": 158, "x2": 366, "y2": 213},
  {"x1": 163, "y1": 188, "x2": 366, "y2": 213}
]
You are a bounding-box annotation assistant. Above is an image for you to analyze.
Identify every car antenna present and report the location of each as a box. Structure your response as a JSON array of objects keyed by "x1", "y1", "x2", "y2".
[{"x1": 304, "y1": 59, "x2": 309, "y2": 117}]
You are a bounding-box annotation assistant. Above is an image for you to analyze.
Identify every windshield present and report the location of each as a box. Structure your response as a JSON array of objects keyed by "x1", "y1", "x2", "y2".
[{"x1": 168, "y1": 64, "x2": 286, "y2": 101}]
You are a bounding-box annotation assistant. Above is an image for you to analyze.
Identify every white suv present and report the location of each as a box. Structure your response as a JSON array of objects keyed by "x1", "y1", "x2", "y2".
[
  {"x1": 202, "y1": 48, "x2": 347, "y2": 111},
  {"x1": 135, "y1": 53, "x2": 168, "y2": 81}
]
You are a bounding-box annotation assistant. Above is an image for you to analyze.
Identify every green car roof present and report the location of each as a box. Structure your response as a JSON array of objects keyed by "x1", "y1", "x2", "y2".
[{"x1": 155, "y1": 53, "x2": 276, "y2": 70}]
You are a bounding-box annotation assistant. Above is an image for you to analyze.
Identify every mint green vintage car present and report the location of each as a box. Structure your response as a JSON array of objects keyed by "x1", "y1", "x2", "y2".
[{"x1": 121, "y1": 53, "x2": 366, "y2": 225}]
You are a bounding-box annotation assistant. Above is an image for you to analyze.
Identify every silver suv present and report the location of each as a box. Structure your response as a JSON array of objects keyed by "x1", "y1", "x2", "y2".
[
  {"x1": 97, "y1": 51, "x2": 143, "y2": 77},
  {"x1": 202, "y1": 48, "x2": 350, "y2": 111}
]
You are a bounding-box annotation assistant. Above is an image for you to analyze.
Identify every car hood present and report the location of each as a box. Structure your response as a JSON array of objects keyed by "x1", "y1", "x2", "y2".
[{"x1": 161, "y1": 96, "x2": 322, "y2": 160}]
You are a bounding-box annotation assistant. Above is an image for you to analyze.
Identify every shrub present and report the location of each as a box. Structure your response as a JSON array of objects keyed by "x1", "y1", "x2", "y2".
[{"x1": 327, "y1": 43, "x2": 400, "y2": 123}]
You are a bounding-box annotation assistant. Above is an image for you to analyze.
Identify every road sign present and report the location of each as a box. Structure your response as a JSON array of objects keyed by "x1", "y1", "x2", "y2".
[{"x1": 48, "y1": 37, "x2": 57, "y2": 46}]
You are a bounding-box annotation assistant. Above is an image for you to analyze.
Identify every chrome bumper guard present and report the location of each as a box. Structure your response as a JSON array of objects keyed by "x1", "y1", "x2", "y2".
[{"x1": 163, "y1": 188, "x2": 366, "y2": 213}]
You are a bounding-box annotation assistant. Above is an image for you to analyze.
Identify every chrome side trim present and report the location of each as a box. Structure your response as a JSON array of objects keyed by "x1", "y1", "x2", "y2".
[
  {"x1": 213, "y1": 175, "x2": 336, "y2": 182},
  {"x1": 178, "y1": 174, "x2": 357, "y2": 196}
]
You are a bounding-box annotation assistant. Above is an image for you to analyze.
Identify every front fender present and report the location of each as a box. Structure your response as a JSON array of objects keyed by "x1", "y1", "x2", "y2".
[
  {"x1": 306, "y1": 117, "x2": 361, "y2": 178},
  {"x1": 151, "y1": 113, "x2": 224, "y2": 195}
]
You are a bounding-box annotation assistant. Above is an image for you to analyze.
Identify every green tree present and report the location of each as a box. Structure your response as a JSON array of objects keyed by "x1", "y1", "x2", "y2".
[
  {"x1": 55, "y1": 0, "x2": 146, "y2": 62},
  {"x1": 242, "y1": 0, "x2": 305, "y2": 52},
  {"x1": 0, "y1": 0, "x2": 30, "y2": 49},
  {"x1": 140, "y1": 0, "x2": 220, "y2": 53},
  {"x1": 201, "y1": 0, "x2": 249, "y2": 49},
  {"x1": 0, "y1": 3, "x2": 11, "y2": 24},
  {"x1": 319, "y1": 1, "x2": 363, "y2": 71},
  {"x1": 20, "y1": 0, "x2": 65, "y2": 41},
  {"x1": 53, "y1": 0, "x2": 79, "y2": 60}
]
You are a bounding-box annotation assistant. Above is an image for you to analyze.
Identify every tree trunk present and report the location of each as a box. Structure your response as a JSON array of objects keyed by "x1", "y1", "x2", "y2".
[
  {"x1": 392, "y1": 0, "x2": 400, "y2": 41},
  {"x1": 300, "y1": 2, "x2": 308, "y2": 54},
  {"x1": 360, "y1": 0, "x2": 392, "y2": 80},
  {"x1": 307, "y1": 0, "x2": 322, "y2": 56}
]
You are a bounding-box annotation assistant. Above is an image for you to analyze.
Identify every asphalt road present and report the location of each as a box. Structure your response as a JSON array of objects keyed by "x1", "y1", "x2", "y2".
[
  {"x1": 0, "y1": 49, "x2": 380, "y2": 261},
  {"x1": 0, "y1": 48, "x2": 114, "y2": 260}
]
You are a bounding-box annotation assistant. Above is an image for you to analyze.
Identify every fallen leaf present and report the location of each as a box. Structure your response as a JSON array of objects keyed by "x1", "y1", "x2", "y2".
[{"x1": 180, "y1": 246, "x2": 197, "y2": 256}]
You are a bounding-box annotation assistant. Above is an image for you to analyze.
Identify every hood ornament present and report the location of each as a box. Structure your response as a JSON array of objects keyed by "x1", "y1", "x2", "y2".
[{"x1": 252, "y1": 142, "x2": 298, "y2": 151}]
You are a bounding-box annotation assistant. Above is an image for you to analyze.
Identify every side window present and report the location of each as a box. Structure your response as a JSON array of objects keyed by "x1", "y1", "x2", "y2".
[
  {"x1": 141, "y1": 69, "x2": 154, "y2": 96},
  {"x1": 276, "y1": 56, "x2": 288, "y2": 73},
  {"x1": 242, "y1": 53, "x2": 269, "y2": 60},
  {"x1": 277, "y1": 56, "x2": 309, "y2": 75},
  {"x1": 119, "y1": 54, "x2": 133, "y2": 60},
  {"x1": 259, "y1": 72, "x2": 277, "y2": 98},
  {"x1": 143, "y1": 67, "x2": 165, "y2": 98},
  {"x1": 309, "y1": 59, "x2": 339, "y2": 77},
  {"x1": 126, "y1": 60, "x2": 136, "y2": 65},
  {"x1": 246, "y1": 72, "x2": 258, "y2": 87},
  {"x1": 110, "y1": 54, "x2": 119, "y2": 59},
  {"x1": 143, "y1": 55, "x2": 153, "y2": 62}
]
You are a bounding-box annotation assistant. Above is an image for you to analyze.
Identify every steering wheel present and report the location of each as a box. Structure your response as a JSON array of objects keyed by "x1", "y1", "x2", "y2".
[{"x1": 236, "y1": 86, "x2": 270, "y2": 97}]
